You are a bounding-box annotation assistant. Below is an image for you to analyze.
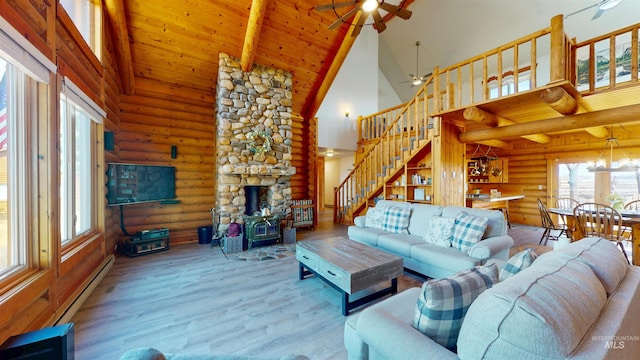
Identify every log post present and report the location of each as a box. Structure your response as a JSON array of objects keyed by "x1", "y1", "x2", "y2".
[{"x1": 549, "y1": 15, "x2": 565, "y2": 83}]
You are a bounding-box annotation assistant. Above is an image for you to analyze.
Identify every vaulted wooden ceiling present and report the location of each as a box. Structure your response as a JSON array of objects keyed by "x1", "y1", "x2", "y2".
[{"x1": 103, "y1": 0, "x2": 413, "y2": 121}]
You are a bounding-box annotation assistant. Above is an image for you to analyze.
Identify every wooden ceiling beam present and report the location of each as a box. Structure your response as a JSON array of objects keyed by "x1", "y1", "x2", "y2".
[
  {"x1": 104, "y1": 0, "x2": 135, "y2": 95},
  {"x1": 540, "y1": 86, "x2": 608, "y2": 138},
  {"x1": 241, "y1": 0, "x2": 268, "y2": 72},
  {"x1": 303, "y1": 12, "x2": 362, "y2": 120},
  {"x1": 463, "y1": 106, "x2": 550, "y2": 144},
  {"x1": 459, "y1": 103, "x2": 640, "y2": 143}
]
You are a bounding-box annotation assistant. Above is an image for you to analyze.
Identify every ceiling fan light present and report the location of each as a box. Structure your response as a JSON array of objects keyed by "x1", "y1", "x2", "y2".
[
  {"x1": 362, "y1": 0, "x2": 379, "y2": 12},
  {"x1": 599, "y1": 0, "x2": 622, "y2": 11},
  {"x1": 412, "y1": 78, "x2": 422, "y2": 86}
]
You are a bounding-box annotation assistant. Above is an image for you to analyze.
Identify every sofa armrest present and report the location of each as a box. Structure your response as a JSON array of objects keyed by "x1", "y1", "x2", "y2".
[
  {"x1": 357, "y1": 306, "x2": 458, "y2": 360},
  {"x1": 468, "y1": 235, "x2": 514, "y2": 260},
  {"x1": 354, "y1": 216, "x2": 367, "y2": 228}
]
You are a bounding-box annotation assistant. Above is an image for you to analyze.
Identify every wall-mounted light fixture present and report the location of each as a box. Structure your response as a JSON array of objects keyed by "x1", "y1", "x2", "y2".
[
  {"x1": 326, "y1": 149, "x2": 334, "y2": 157},
  {"x1": 344, "y1": 111, "x2": 350, "y2": 118},
  {"x1": 171, "y1": 145, "x2": 177, "y2": 159}
]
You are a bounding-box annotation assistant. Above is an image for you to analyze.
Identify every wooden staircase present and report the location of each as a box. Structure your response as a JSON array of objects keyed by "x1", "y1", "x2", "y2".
[{"x1": 333, "y1": 77, "x2": 438, "y2": 224}]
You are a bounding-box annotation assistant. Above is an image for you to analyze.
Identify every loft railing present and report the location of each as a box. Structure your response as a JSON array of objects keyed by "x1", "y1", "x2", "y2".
[
  {"x1": 358, "y1": 17, "x2": 566, "y2": 143},
  {"x1": 338, "y1": 16, "x2": 640, "y2": 223},
  {"x1": 573, "y1": 23, "x2": 640, "y2": 94}
]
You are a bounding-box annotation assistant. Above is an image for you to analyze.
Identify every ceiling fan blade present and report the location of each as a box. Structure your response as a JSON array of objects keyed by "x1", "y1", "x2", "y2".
[
  {"x1": 591, "y1": 8, "x2": 605, "y2": 20},
  {"x1": 315, "y1": 0, "x2": 357, "y2": 12},
  {"x1": 328, "y1": 7, "x2": 358, "y2": 30},
  {"x1": 350, "y1": 12, "x2": 368, "y2": 37},
  {"x1": 564, "y1": 2, "x2": 599, "y2": 18},
  {"x1": 379, "y1": 2, "x2": 412, "y2": 20},
  {"x1": 372, "y1": 9, "x2": 387, "y2": 33}
]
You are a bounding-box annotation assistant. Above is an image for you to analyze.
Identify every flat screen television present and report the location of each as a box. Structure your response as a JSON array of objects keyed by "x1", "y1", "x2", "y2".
[{"x1": 106, "y1": 163, "x2": 176, "y2": 206}]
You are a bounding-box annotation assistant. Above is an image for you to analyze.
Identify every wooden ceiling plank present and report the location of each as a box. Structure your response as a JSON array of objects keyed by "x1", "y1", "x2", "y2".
[
  {"x1": 477, "y1": 140, "x2": 510, "y2": 148},
  {"x1": 459, "y1": 103, "x2": 640, "y2": 143},
  {"x1": 241, "y1": 0, "x2": 268, "y2": 72},
  {"x1": 104, "y1": 0, "x2": 135, "y2": 95}
]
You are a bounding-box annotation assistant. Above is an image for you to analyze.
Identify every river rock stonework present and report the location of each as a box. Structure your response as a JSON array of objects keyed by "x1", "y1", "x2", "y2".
[{"x1": 216, "y1": 53, "x2": 296, "y2": 228}]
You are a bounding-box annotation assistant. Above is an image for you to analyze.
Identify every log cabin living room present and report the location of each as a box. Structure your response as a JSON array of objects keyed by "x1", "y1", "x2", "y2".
[{"x1": 0, "y1": 0, "x2": 639, "y2": 359}]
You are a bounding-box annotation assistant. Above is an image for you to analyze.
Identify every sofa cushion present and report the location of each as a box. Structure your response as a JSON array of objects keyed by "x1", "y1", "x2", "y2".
[
  {"x1": 451, "y1": 212, "x2": 488, "y2": 254},
  {"x1": 423, "y1": 215, "x2": 454, "y2": 247},
  {"x1": 539, "y1": 237, "x2": 629, "y2": 295},
  {"x1": 381, "y1": 206, "x2": 411, "y2": 234},
  {"x1": 457, "y1": 254, "x2": 607, "y2": 359},
  {"x1": 410, "y1": 243, "x2": 482, "y2": 278},
  {"x1": 378, "y1": 233, "x2": 425, "y2": 257},
  {"x1": 408, "y1": 203, "x2": 444, "y2": 235},
  {"x1": 347, "y1": 226, "x2": 387, "y2": 247},
  {"x1": 499, "y1": 248, "x2": 537, "y2": 281},
  {"x1": 365, "y1": 206, "x2": 386, "y2": 229},
  {"x1": 412, "y1": 263, "x2": 498, "y2": 350}
]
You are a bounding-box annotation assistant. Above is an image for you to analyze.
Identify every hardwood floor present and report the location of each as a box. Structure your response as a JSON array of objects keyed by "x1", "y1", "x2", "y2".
[{"x1": 71, "y1": 208, "x2": 542, "y2": 359}]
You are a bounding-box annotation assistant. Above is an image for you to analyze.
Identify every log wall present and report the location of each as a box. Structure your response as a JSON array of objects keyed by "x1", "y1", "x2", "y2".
[{"x1": 118, "y1": 83, "x2": 216, "y2": 245}]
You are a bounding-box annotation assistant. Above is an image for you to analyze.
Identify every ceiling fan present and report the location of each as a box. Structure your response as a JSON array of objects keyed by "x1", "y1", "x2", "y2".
[
  {"x1": 564, "y1": 0, "x2": 622, "y2": 20},
  {"x1": 401, "y1": 41, "x2": 431, "y2": 87},
  {"x1": 315, "y1": 0, "x2": 412, "y2": 37}
]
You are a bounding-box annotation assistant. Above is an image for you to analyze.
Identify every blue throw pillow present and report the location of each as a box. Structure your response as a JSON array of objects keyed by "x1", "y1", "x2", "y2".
[
  {"x1": 451, "y1": 212, "x2": 488, "y2": 254},
  {"x1": 413, "y1": 263, "x2": 499, "y2": 350},
  {"x1": 499, "y1": 248, "x2": 538, "y2": 281},
  {"x1": 381, "y1": 205, "x2": 411, "y2": 234}
]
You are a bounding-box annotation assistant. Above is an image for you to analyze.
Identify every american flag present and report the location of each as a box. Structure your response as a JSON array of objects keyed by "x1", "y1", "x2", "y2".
[{"x1": 0, "y1": 71, "x2": 7, "y2": 150}]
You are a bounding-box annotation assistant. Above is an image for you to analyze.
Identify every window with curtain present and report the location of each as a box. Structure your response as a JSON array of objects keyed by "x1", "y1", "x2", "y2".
[{"x1": 59, "y1": 79, "x2": 103, "y2": 246}]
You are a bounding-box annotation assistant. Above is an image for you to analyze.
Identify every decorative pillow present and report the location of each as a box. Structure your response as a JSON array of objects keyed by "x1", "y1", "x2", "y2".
[
  {"x1": 365, "y1": 206, "x2": 385, "y2": 229},
  {"x1": 413, "y1": 263, "x2": 499, "y2": 350},
  {"x1": 423, "y1": 215, "x2": 455, "y2": 247},
  {"x1": 381, "y1": 206, "x2": 411, "y2": 234},
  {"x1": 499, "y1": 248, "x2": 538, "y2": 281},
  {"x1": 451, "y1": 212, "x2": 488, "y2": 254}
]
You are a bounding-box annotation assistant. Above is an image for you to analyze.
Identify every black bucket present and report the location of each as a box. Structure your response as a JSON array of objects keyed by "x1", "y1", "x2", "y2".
[{"x1": 198, "y1": 225, "x2": 213, "y2": 244}]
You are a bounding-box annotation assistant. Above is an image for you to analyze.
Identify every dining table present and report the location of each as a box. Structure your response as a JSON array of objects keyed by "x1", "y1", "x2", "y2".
[{"x1": 549, "y1": 207, "x2": 640, "y2": 266}]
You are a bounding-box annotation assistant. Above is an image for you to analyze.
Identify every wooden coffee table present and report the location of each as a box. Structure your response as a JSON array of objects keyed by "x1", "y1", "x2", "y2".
[{"x1": 296, "y1": 236, "x2": 403, "y2": 316}]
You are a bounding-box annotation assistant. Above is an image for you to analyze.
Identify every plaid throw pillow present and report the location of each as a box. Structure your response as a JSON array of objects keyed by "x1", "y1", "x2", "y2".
[
  {"x1": 413, "y1": 263, "x2": 499, "y2": 350},
  {"x1": 451, "y1": 212, "x2": 488, "y2": 254},
  {"x1": 365, "y1": 206, "x2": 386, "y2": 229},
  {"x1": 381, "y1": 206, "x2": 411, "y2": 234},
  {"x1": 499, "y1": 248, "x2": 538, "y2": 281}
]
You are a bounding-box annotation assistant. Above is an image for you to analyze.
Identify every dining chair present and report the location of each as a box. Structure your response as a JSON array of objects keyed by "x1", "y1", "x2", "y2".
[
  {"x1": 624, "y1": 200, "x2": 640, "y2": 211},
  {"x1": 554, "y1": 197, "x2": 580, "y2": 227},
  {"x1": 573, "y1": 202, "x2": 630, "y2": 264},
  {"x1": 537, "y1": 198, "x2": 568, "y2": 246}
]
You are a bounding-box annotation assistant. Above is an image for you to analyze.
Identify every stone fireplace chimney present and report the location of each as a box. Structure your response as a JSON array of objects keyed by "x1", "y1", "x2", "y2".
[{"x1": 215, "y1": 53, "x2": 296, "y2": 230}]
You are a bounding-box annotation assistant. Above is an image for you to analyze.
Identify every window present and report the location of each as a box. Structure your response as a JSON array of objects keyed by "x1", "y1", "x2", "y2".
[
  {"x1": 557, "y1": 162, "x2": 640, "y2": 207},
  {"x1": 0, "y1": 58, "x2": 44, "y2": 278},
  {"x1": 488, "y1": 71, "x2": 531, "y2": 99},
  {"x1": 59, "y1": 0, "x2": 102, "y2": 59},
  {"x1": 60, "y1": 79, "x2": 103, "y2": 245}
]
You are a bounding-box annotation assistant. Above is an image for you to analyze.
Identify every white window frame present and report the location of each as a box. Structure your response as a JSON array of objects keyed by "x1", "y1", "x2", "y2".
[
  {"x1": 60, "y1": 77, "x2": 104, "y2": 246},
  {"x1": 0, "y1": 15, "x2": 55, "y2": 281}
]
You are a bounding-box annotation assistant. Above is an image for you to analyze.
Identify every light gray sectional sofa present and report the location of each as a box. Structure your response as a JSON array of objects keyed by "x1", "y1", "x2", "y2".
[
  {"x1": 347, "y1": 200, "x2": 514, "y2": 279},
  {"x1": 344, "y1": 237, "x2": 640, "y2": 359}
]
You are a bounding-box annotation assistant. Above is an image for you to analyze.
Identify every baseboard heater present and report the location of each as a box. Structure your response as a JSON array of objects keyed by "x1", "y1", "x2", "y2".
[{"x1": 55, "y1": 255, "x2": 115, "y2": 325}]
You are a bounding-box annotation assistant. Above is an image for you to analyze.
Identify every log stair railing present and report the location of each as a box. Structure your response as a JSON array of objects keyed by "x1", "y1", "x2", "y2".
[{"x1": 333, "y1": 76, "x2": 437, "y2": 224}]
